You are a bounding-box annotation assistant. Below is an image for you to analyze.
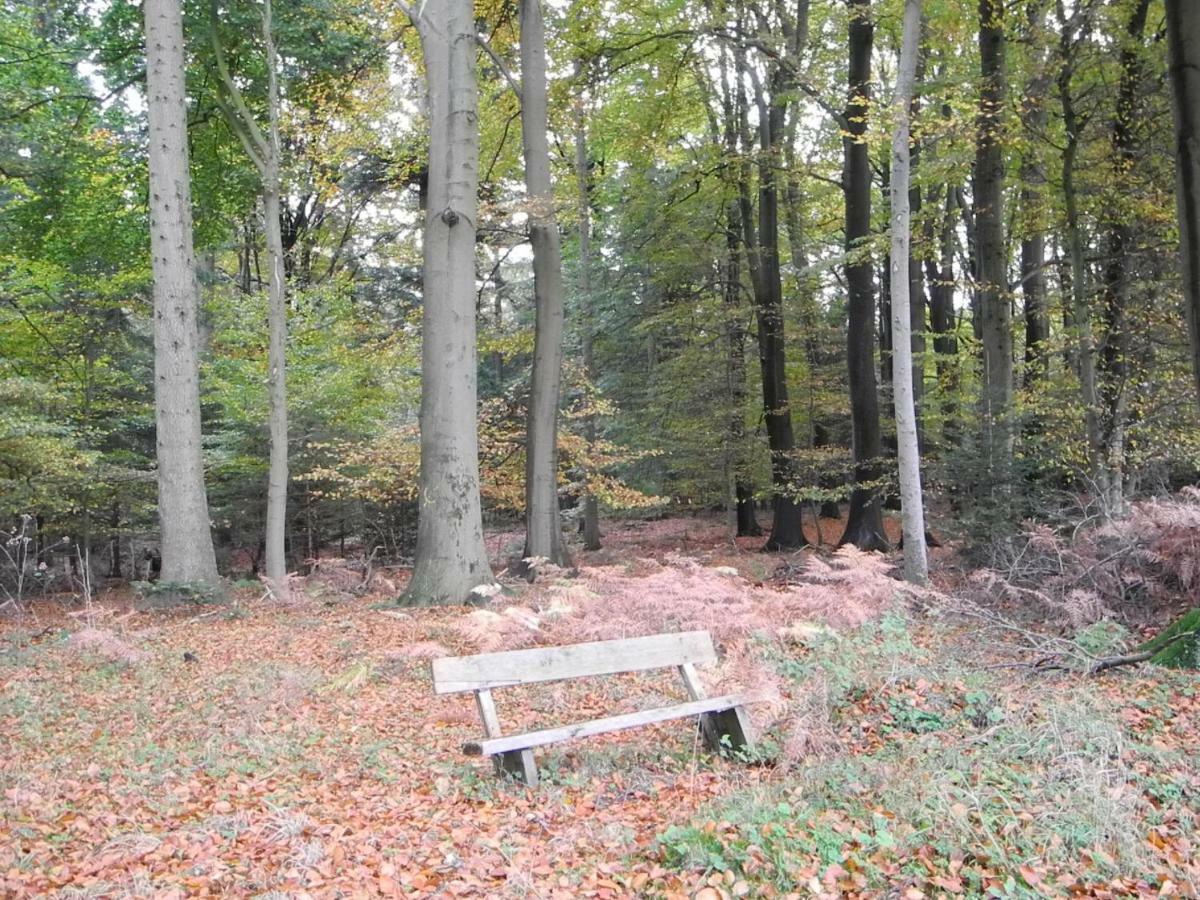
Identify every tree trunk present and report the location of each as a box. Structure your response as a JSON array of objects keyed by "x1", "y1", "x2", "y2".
[
  {"x1": 925, "y1": 183, "x2": 959, "y2": 448},
  {"x1": 401, "y1": 0, "x2": 494, "y2": 605},
  {"x1": 1167, "y1": 0, "x2": 1200, "y2": 412},
  {"x1": 725, "y1": 196, "x2": 761, "y2": 538},
  {"x1": 518, "y1": 0, "x2": 571, "y2": 569},
  {"x1": 1019, "y1": 2, "x2": 1051, "y2": 389},
  {"x1": 1096, "y1": 0, "x2": 1151, "y2": 515},
  {"x1": 975, "y1": 0, "x2": 1013, "y2": 488},
  {"x1": 262, "y1": 0, "x2": 289, "y2": 599},
  {"x1": 572, "y1": 77, "x2": 603, "y2": 552},
  {"x1": 890, "y1": 0, "x2": 928, "y2": 584},
  {"x1": 143, "y1": 0, "x2": 220, "y2": 586},
  {"x1": 733, "y1": 28, "x2": 806, "y2": 551},
  {"x1": 1056, "y1": 9, "x2": 1102, "y2": 473},
  {"x1": 839, "y1": 0, "x2": 888, "y2": 551}
]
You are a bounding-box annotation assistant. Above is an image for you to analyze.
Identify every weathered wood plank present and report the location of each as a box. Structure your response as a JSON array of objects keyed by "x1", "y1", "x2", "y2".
[
  {"x1": 678, "y1": 663, "x2": 722, "y2": 751},
  {"x1": 462, "y1": 693, "x2": 749, "y2": 756},
  {"x1": 474, "y1": 689, "x2": 538, "y2": 783},
  {"x1": 432, "y1": 630, "x2": 717, "y2": 694}
]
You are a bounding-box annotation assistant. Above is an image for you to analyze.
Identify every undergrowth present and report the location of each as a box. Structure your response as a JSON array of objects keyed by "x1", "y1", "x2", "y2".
[{"x1": 656, "y1": 614, "x2": 1198, "y2": 896}]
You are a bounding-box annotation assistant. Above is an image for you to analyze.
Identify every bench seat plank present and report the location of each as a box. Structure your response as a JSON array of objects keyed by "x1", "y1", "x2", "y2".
[
  {"x1": 433, "y1": 630, "x2": 718, "y2": 694},
  {"x1": 463, "y1": 693, "x2": 749, "y2": 757}
]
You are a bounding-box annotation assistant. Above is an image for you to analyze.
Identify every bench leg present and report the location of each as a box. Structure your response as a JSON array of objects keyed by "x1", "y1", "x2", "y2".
[
  {"x1": 701, "y1": 704, "x2": 755, "y2": 755},
  {"x1": 494, "y1": 749, "x2": 538, "y2": 787}
]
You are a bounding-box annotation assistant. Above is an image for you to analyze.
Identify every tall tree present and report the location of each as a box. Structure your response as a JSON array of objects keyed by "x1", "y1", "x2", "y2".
[
  {"x1": 572, "y1": 68, "x2": 603, "y2": 551},
  {"x1": 975, "y1": 0, "x2": 1012, "y2": 486},
  {"x1": 210, "y1": 0, "x2": 290, "y2": 599},
  {"x1": 519, "y1": 0, "x2": 571, "y2": 569},
  {"x1": 1095, "y1": 0, "x2": 1151, "y2": 514},
  {"x1": 143, "y1": 0, "x2": 220, "y2": 585},
  {"x1": 398, "y1": 0, "x2": 494, "y2": 605},
  {"x1": 1167, "y1": 0, "x2": 1200, "y2": 411},
  {"x1": 1019, "y1": 1, "x2": 1052, "y2": 388},
  {"x1": 839, "y1": 0, "x2": 888, "y2": 551},
  {"x1": 890, "y1": 0, "x2": 928, "y2": 584},
  {"x1": 731, "y1": 3, "x2": 809, "y2": 550}
]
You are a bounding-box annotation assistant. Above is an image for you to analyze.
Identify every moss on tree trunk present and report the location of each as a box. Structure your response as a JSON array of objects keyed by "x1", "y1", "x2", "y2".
[{"x1": 1137, "y1": 608, "x2": 1200, "y2": 668}]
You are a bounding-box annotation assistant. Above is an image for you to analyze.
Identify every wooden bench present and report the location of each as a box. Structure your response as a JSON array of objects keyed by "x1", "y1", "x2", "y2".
[{"x1": 431, "y1": 630, "x2": 756, "y2": 786}]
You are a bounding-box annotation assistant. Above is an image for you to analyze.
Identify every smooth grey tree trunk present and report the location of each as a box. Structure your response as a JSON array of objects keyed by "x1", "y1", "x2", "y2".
[
  {"x1": 975, "y1": 0, "x2": 1013, "y2": 487},
  {"x1": 519, "y1": 0, "x2": 571, "y2": 569},
  {"x1": 400, "y1": 0, "x2": 494, "y2": 604},
  {"x1": 262, "y1": 0, "x2": 289, "y2": 598},
  {"x1": 890, "y1": 0, "x2": 928, "y2": 585},
  {"x1": 572, "y1": 85, "x2": 602, "y2": 552},
  {"x1": 1168, "y1": 0, "x2": 1200, "y2": 411},
  {"x1": 143, "y1": 0, "x2": 220, "y2": 586},
  {"x1": 210, "y1": 0, "x2": 290, "y2": 598}
]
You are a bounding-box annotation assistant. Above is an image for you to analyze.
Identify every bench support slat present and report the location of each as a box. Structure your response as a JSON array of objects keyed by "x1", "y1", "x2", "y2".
[
  {"x1": 474, "y1": 689, "x2": 539, "y2": 787},
  {"x1": 463, "y1": 693, "x2": 753, "y2": 758},
  {"x1": 678, "y1": 662, "x2": 722, "y2": 752}
]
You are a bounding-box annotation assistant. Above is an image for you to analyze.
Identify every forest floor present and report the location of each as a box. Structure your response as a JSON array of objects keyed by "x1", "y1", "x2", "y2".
[{"x1": 1, "y1": 514, "x2": 1198, "y2": 899}]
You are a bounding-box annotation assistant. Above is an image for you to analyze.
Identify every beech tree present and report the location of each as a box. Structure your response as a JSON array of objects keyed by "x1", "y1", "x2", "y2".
[
  {"x1": 890, "y1": 0, "x2": 927, "y2": 584},
  {"x1": 519, "y1": 0, "x2": 571, "y2": 569},
  {"x1": 210, "y1": 0, "x2": 290, "y2": 599},
  {"x1": 398, "y1": 0, "x2": 494, "y2": 605},
  {"x1": 143, "y1": 0, "x2": 220, "y2": 585}
]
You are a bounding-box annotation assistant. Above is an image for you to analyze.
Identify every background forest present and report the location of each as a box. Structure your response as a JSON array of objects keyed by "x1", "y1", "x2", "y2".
[{"x1": 5, "y1": 0, "x2": 1200, "y2": 598}]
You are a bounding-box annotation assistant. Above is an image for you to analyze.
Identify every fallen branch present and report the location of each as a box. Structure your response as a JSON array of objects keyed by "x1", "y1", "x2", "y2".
[{"x1": 1087, "y1": 630, "x2": 1197, "y2": 675}]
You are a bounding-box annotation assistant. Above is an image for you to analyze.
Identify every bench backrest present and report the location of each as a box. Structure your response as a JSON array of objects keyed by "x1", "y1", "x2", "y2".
[{"x1": 431, "y1": 630, "x2": 717, "y2": 695}]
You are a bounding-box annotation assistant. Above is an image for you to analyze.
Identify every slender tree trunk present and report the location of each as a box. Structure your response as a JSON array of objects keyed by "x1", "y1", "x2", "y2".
[
  {"x1": 143, "y1": 0, "x2": 219, "y2": 585},
  {"x1": 783, "y1": 109, "x2": 839, "y2": 521},
  {"x1": 572, "y1": 80, "x2": 603, "y2": 551},
  {"x1": 725, "y1": 198, "x2": 761, "y2": 538},
  {"x1": 891, "y1": 0, "x2": 928, "y2": 584},
  {"x1": 1167, "y1": 0, "x2": 1200, "y2": 411},
  {"x1": 925, "y1": 183, "x2": 959, "y2": 448},
  {"x1": 261, "y1": 0, "x2": 289, "y2": 599},
  {"x1": 1057, "y1": 13, "x2": 1102, "y2": 469},
  {"x1": 210, "y1": 0, "x2": 289, "y2": 597},
  {"x1": 519, "y1": 0, "x2": 571, "y2": 569},
  {"x1": 1097, "y1": 0, "x2": 1151, "y2": 515},
  {"x1": 1020, "y1": 2, "x2": 1051, "y2": 389},
  {"x1": 839, "y1": 0, "x2": 888, "y2": 551},
  {"x1": 975, "y1": 0, "x2": 1013, "y2": 488},
  {"x1": 401, "y1": 0, "x2": 494, "y2": 605}
]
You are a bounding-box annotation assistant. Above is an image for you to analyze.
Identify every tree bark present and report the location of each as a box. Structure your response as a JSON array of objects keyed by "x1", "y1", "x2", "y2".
[
  {"x1": 839, "y1": 0, "x2": 888, "y2": 551},
  {"x1": 975, "y1": 0, "x2": 1013, "y2": 488},
  {"x1": 572, "y1": 71, "x2": 603, "y2": 551},
  {"x1": 519, "y1": 0, "x2": 571, "y2": 569},
  {"x1": 401, "y1": 0, "x2": 494, "y2": 605},
  {"x1": 1096, "y1": 0, "x2": 1151, "y2": 514},
  {"x1": 731, "y1": 17, "x2": 807, "y2": 551},
  {"x1": 1167, "y1": 0, "x2": 1200, "y2": 412},
  {"x1": 143, "y1": 0, "x2": 220, "y2": 586},
  {"x1": 209, "y1": 0, "x2": 290, "y2": 598},
  {"x1": 262, "y1": 0, "x2": 289, "y2": 598},
  {"x1": 924, "y1": 182, "x2": 959, "y2": 448},
  {"x1": 1019, "y1": 2, "x2": 1051, "y2": 389},
  {"x1": 1056, "y1": 5, "x2": 1102, "y2": 472},
  {"x1": 890, "y1": 0, "x2": 928, "y2": 584}
]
